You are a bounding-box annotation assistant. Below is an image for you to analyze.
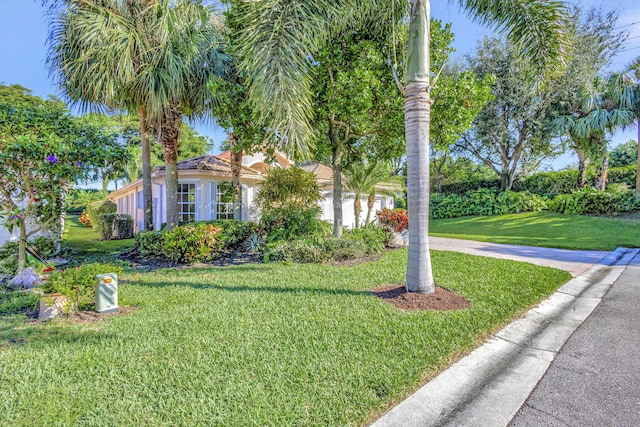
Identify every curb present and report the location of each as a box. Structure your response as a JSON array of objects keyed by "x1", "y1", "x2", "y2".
[{"x1": 371, "y1": 247, "x2": 640, "y2": 427}]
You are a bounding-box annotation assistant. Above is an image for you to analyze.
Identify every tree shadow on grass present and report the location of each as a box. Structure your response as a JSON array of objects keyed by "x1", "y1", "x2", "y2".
[
  {"x1": 1, "y1": 317, "x2": 120, "y2": 350},
  {"x1": 133, "y1": 280, "x2": 373, "y2": 297}
]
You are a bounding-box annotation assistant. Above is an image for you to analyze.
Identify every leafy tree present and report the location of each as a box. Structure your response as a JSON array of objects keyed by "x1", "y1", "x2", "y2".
[
  {"x1": 609, "y1": 140, "x2": 638, "y2": 168},
  {"x1": 430, "y1": 65, "x2": 494, "y2": 192},
  {"x1": 234, "y1": 0, "x2": 568, "y2": 293},
  {"x1": 458, "y1": 37, "x2": 565, "y2": 190},
  {"x1": 311, "y1": 19, "x2": 455, "y2": 236},
  {"x1": 0, "y1": 85, "x2": 128, "y2": 272}
]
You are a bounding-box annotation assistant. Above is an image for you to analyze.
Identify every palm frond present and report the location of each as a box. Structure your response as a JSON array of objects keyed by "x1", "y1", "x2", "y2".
[{"x1": 455, "y1": 0, "x2": 569, "y2": 75}]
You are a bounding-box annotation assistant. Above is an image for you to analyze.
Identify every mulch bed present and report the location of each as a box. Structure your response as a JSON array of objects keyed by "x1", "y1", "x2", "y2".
[{"x1": 373, "y1": 284, "x2": 471, "y2": 311}]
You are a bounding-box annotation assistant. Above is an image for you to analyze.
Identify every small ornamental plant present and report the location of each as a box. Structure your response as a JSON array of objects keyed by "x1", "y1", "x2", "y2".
[
  {"x1": 79, "y1": 211, "x2": 92, "y2": 227},
  {"x1": 40, "y1": 263, "x2": 124, "y2": 313},
  {"x1": 376, "y1": 208, "x2": 409, "y2": 233}
]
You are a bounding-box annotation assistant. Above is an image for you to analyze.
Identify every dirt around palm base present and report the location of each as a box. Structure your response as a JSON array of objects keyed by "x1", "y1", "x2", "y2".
[{"x1": 374, "y1": 285, "x2": 470, "y2": 311}]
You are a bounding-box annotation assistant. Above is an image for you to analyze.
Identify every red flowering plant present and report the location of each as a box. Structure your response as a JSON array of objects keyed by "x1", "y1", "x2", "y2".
[{"x1": 376, "y1": 208, "x2": 409, "y2": 233}]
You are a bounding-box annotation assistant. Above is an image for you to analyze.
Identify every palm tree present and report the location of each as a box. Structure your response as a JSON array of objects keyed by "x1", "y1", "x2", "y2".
[
  {"x1": 235, "y1": 0, "x2": 568, "y2": 293},
  {"x1": 344, "y1": 161, "x2": 402, "y2": 228},
  {"x1": 48, "y1": 0, "x2": 228, "y2": 230},
  {"x1": 48, "y1": 0, "x2": 157, "y2": 231},
  {"x1": 555, "y1": 77, "x2": 635, "y2": 190},
  {"x1": 610, "y1": 59, "x2": 640, "y2": 195}
]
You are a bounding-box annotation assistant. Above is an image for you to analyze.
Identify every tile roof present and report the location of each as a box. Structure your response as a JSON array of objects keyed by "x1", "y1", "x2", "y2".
[{"x1": 156, "y1": 154, "x2": 260, "y2": 177}]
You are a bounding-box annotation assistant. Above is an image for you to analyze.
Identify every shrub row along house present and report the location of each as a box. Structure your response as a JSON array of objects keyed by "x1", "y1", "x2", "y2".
[{"x1": 107, "y1": 151, "x2": 395, "y2": 232}]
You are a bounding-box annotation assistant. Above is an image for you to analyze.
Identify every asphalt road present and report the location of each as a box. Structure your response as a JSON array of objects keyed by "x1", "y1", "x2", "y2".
[{"x1": 510, "y1": 253, "x2": 640, "y2": 427}]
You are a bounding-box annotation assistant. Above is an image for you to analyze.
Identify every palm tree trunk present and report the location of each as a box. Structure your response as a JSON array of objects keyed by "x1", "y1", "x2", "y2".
[
  {"x1": 160, "y1": 102, "x2": 183, "y2": 230},
  {"x1": 353, "y1": 196, "x2": 361, "y2": 229},
  {"x1": 595, "y1": 156, "x2": 609, "y2": 191},
  {"x1": 405, "y1": 0, "x2": 434, "y2": 294},
  {"x1": 228, "y1": 133, "x2": 243, "y2": 220},
  {"x1": 576, "y1": 148, "x2": 588, "y2": 189},
  {"x1": 364, "y1": 192, "x2": 375, "y2": 226},
  {"x1": 139, "y1": 108, "x2": 154, "y2": 231}
]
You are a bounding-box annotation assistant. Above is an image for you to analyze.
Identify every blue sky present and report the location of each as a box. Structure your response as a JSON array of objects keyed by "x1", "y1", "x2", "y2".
[{"x1": 1, "y1": 0, "x2": 639, "y2": 171}]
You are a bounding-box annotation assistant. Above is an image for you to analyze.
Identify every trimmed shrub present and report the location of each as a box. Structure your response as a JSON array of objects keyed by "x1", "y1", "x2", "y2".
[
  {"x1": 323, "y1": 238, "x2": 367, "y2": 261},
  {"x1": 41, "y1": 262, "x2": 124, "y2": 313},
  {"x1": 264, "y1": 240, "x2": 329, "y2": 264},
  {"x1": 99, "y1": 214, "x2": 133, "y2": 240},
  {"x1": 162, "y1": 223, "x2": 223, "y2": 263},
  {"x1": 342, "y1": 226, "x2": 386, "y2": 254},
  {"x1": 205, "y1": 220, "x2": 258, "y2": 250},
  {"x1": 135, "y1": 231, "x2": 164, "y2": 257},
  {"x1": 261, "y1": 207, "x2": 331, "y2": 242},
  {"x1": 430, "y1": 190, "x2": 547, "y2": 219},
  {"x1": 439, "y1": 165, "x2": 637, "y2": 196},
  {"x1": 85, "y1": 200, "x2": 117, "y2": 238},
  {"x1": 549, "y1": 188, "x2": 639, "y2": 216}
]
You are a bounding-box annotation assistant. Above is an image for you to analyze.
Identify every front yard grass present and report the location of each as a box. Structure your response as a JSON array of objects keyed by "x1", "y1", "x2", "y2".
[
  {"x1": 0, "y1": 248, "x2": 570, "y2": 426},
  {"x1": 62, "y1": 214, "x2": 134, "y2": 262},
  {"x1": 430, "y1": 211, "x2": 640, "y2": 250}
]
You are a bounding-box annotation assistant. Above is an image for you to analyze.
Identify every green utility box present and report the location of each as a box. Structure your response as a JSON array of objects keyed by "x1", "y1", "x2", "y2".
[{"x1": 95, "y1": 273, "x2": 118, "y2": 313}]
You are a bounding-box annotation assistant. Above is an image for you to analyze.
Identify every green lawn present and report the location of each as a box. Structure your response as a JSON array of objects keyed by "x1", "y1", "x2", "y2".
[
  {"x1": 430, "y1": 211, "x2": 640, "y2": 251},
  {"x1": 62, "y1": 215, "x2": 134, "y2": 262},
  {"x1": 0, "y1": 246, "x2": 570, "y2": 425}
]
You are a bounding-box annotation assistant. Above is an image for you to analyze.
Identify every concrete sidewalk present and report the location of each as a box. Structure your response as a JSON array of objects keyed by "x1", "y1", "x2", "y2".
[
  {"x1": 429, "y1": 237, "x2": 610, "y2": 277},
  {"x1": 371, "y1": 243, "x2": 640, "y2": 427}
]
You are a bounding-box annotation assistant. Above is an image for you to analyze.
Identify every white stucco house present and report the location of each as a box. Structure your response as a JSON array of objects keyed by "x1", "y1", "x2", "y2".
[{"x1": 107, "y1": 152, "x2": 395, "y2": 232}]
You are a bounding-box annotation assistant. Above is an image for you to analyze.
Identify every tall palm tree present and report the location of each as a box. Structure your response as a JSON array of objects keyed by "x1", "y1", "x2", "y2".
[
  {"x1": 48, "y1": 0, "x2": 157, "y2": 231},
  {"x1": 235, "y1": 0, "x2": 568, "y2": 293},
  {"x1": 48, "y1": 0, "x2": 228, "y2": 230}
]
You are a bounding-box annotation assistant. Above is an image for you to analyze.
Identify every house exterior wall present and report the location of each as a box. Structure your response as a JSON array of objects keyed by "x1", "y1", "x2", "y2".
[
  {"x1": 319, "y1": 191, "x2": 393, "y2": 229},
  {"x1": 110, "y1": 175, "x2": 258, "y2": 231},
  {"x1": 0, "y1": 199, "x2": 51, "y2": 246}
]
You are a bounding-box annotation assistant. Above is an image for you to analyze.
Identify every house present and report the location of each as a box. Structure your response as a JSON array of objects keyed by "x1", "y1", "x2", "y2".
[{"x1": 107, "y1": 153, "x2": 395, "y2": 231}]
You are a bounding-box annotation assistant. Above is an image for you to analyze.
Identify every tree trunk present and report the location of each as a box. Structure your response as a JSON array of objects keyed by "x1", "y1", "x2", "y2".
[
  {"x1": 228, "y1": 133, "x2": 243, "y2": 220},
  {"x1": 576, "y1": 148, "x2": 589, "y2": 189},
  {"x1": 364, "y1": 192, "x2": 375, "y2": 226},
  {"x1": 500, "y1": 172, "x2": 514, "y2": 191},
  {"x1": 160, "y1": 102, "x2": 183, "y2": 230},
  {"x1": 404, "y1": 0, "x2": 434, "y2": 294},
  {"x1": 331, "y1": 135, "x2": 344, "y2": 237},
  {"x1": 139, "y1": 108, "x2": 154, "y2": 231},
  {"x1": 353, "y1": 196, "x2": 361, "y2": 229},
  {"x1": 595, "y1": 156, "x2": 609, "y2": 191},
  {"x1": 17, "y1": 220, "x2": 27, "y2": 273}
]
